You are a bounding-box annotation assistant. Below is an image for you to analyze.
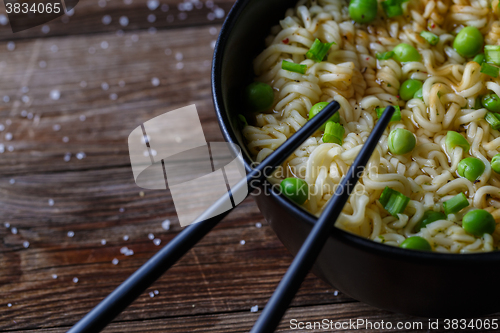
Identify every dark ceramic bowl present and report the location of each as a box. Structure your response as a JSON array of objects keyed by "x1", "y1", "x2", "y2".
[{"x1": 211, "y1": 0, "x2": 500, "y2": 318}]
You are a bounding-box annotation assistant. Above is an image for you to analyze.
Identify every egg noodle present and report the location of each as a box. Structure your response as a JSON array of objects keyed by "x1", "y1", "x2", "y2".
[{"x1": 242, "y1": 0, "x2": 500, "y2": 253}]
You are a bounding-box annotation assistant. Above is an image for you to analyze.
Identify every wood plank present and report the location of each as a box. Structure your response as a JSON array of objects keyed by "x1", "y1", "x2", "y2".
[{"x1": 0, "y1": 0, "x2": 236, "y2": 41}]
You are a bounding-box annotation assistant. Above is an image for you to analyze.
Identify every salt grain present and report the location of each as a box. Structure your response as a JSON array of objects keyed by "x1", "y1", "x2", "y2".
[
  {"x1": 334, "y1": 290, "x2": 339, "y2": 296},
  {"x1": 0, "y1": 144, "x2": 4, "y2": 153},
  {"x1": 7, "y1": 303, "x2": 12, "y2": 307},
  {"x1": 147, "y1": 14, "x2": 156, "y2": 22},
  {"x1": 101, "y1": 239, "x2": 107, "y2": 245},
  {"x1": 101, "y1": 41, "x2": 109, "y2": 49},
  {"x1": 80, "y1": 80, "x2": 87, "y2": 88},
  {"x1": 53, "y1": 124, "x2": 61, "y2": 131},
  {"x1": 161, "y1": 219, "x2": 170, "y2": 230},
  {"x1": 209, "y1": 27, "x2": 217, "y2": 35},
  {"x1": 102, "y1": 15, "x2": 112, "y2": 25},
  {"x1": 9, "y1": 179, "x2": 15, "y2": 184},
  {"x1": 50, "y1": 90, "x2": 60, "y2": 100},
  {"x1": 206, "y1": 0, "x2": 214, "y2": 8},
  {"x1": 63, "y1": 137, "x2": 69, "y2": 143},
  {"x1": 119, "y1": 16, "x2": 129, "y2": 26},
  {"x1": 175, "y1": 52, "x2": 183, "y2": 61},
  {"x1": 41, "y1": 25, "x2": 50, "y2": 33},
  {"x1": 22, "y1": 95, "x2": 29, "y2": 103},
  {"x1": 124, "y1": 0, "x2": 132, "y2": 4},
  {"x1": 214, "y1": 8, "x2": 225, "y2": 19},
  {"x1": 23, "y1": 241, "x2": 29, "y2": 248},
  {"x1": 0, "y1": 14, "x2": 7, "y2": 26},
  {"x1": 123, "y1": 235, "x2": 129, "y2": 241},
  {"x1": 21, "y1": 87, "x2": 29, "y2": 93},
  {"x1": 153, "y1": 238, "x2": 161, "y2": 246},
  {"x1": 251, "y1": 305, "x2": 258, "y2": 312},
  {"x1": 178, "y1": 12, "x2": 187, "y2": 20},
  {"x1": 52, "y1": 274, "x2": 58, "y2": 279},
  {"x1": 4, "y1": 222, "x2": 10, "y2": 228},
  {"x1": 73, "y1": 277, "x2": 79, "y2": 283},
  {"x1": 67, "y1": 8, "x2": 75, "y2": 16},
  {"x1": 255, "y1": 222, "x2": 262, "y2": 228},
  {"x1": 67, "y1": 231, "x2": 74, "y2": 237},
  {"x1": 7, "y1": 41, "x2": 15, "y2": 51},
  {"x1": 240, "y1": 240, "x2": 245, "y2": 245},
  {"x1": 119, "y1": 207, "x2": 125, "y2": 213},
  {"x1": 79, "y1": 115, "x2": 86, "y2": 121},
  {"x1": 148, "y1": 233, "x2": 154, "y2": 240},
  {"x1": 64, "y1": 153, "x2": 71, "y2": 162},
  {"x1": 112, "y1": 258, "x2": 119, "y2": 265},
  {"x1": 207, "y1": 12, "x2": 215, "y2": 20},
  {"x1": 116, "y1": 30, "x2": 124, "y2": 37},
  {"x1": 210, "y1": 40, "x2": 216, "y2": 49},
  {"x1": 149, "y1": 27, "x2": 157, "y2": 34},
  {"x1": 110, "y1": 93, "x2": 117, "y2": 100},
  {"x1": 151, "y1": 77, "x2": 160, "y2": 86},
  {"x1": 50, "y1": 45, "x2": 58, "y2": 53},
  {"x1": 49, "y1": 199, "x2": 55, "y2": 206},
  {"x1": 154, "y1": 290, "x2": 159, "y2": 295},
  {"x1": 27, "y1": 113, "x2": 33, "y2": 120},
  {"x1": 124, "y1": 249, "x2": 134, "y2": 256},
  {"x1": 176, "y1": 62, "x2": 184, "y2": 70},
  {"x1": 5, "y1": 133, "x2": 12, "y2": 141},
  {"x1": 118, "y1": 80, "x2": 126, "y2": 87},
  {"x1": 131, "y1": 34, "x2": 139, "y2": 42},
  {"x1": 149, "y1": 291, "x2": 155, "y2": 298},
  {"x1": 120, "y1": 246, "x2": 128, "y2": 254},
  {"x1": 98, "y1": 0, "x2": 106, "y2": 7},
  {"x1": 39, "y1": 60, "x2": 47, "y2": 68},
  {"x1": 5, "y1": 119, "x2": 10, "y2": 125},
  {"x1": 0, "y1": 124, "x2": 4, "y2": 131},
  {"x1": 11, "y1": 227, "x2": 17, "y2": 234},
  {"x1": 7, "y1": 146, "x2": 14, "y2": 152},
  {"x1": 165, "y1": 48, "x2": 172, "y2": 55},
  {"x1": 76, "y1": 152, "x2": 86, "y2": 159},
  {"x1": 3, "y1": 95, "x2": 9, "y2": 102}
]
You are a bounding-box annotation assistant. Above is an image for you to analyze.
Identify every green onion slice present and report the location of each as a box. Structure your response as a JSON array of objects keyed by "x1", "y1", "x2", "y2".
[
  {"x1": 376, "y1": 51, "x2": 394, "y2": 60},
  {"x1": 443, "y1": 192, "x2": 469, "y2": 215},
  {"x1": 282, "y1": 60, "x2": 307, "y2": 74},
  {"x1": 379, "y1": 186, "x2": 410, "y2": 217},
  {"x1": 420, "y1": 31, "x2": 439, "y2": 45},
  {"x1": 306, "y1": 38, "x2": 335, "y2": 62},
  {"x1": 382, "y1": 0, "x2": 403, "y2": 18},
  {"x1": 445, "y1": 131, "x2": 470, "y2": 153},
  {"x1": 485, "y1": 112, "x2": 500, "y2": 130},
  {"x1": 473, "y1": 53, "x2": 485, "y2": 64},
  {"x1": 323, "y1": 121, "x2": 344, "y2": 144},
  {"x1": 237, "y1": 114, "x2": 248, "y2": 129},
  {"x1": 485, "y1": 45, "x2": 500, "y2": 66},
  {"x1": 480, "y1": 62, "x2": 500, "y2": 78},
  {"x1": 376, "y1": 105, "x2": 401, "y2": 122}
]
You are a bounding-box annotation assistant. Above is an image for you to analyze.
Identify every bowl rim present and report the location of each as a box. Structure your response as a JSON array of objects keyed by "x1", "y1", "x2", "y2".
[{"x1": 211, "y1": 0, "x2": 500, "y2": 262}]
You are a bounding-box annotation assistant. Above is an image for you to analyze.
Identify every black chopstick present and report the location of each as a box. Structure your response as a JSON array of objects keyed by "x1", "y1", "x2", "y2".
[
  {"x1": 250, "y1": 105, "x2": 395, "y2": 333},
  {"x1": 67, "y1": 101, "x2": 341, "y2": 333}
]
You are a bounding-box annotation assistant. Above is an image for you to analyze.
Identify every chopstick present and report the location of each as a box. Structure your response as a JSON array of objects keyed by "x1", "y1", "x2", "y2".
[
  {"x1": 250, "y1": 106, "x2": 395, "y2": 333},
  {"x1": 67, "y1": 101, "x2": 341, "y2": 333}
]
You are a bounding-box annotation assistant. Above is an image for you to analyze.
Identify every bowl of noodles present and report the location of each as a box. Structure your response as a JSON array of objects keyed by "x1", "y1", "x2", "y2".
[{"x1": 212, "y1": 0, "x2": 500, "y2": 317}]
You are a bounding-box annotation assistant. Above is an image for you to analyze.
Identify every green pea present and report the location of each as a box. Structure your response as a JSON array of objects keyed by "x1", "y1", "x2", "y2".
[
  {"x1": 413, "y1": 88, "x2": 423, "y2": 100},
  {"x1": 392, "y1": 43, "x2": 421, "y2": 62},
  {"x1": 245, "y1": 82, "x2": 274, "y2": 112},
  {"x1": 400, "y1": 236, "x2": 432, "y2": 251},
  {"x1": 481, "y1": 93, "x2": 500, "y2": 113},
  {"x1": 457, "y1": 157, "x2": 485, "y2": 181},
  {"x1": 309, "y1": 102, "x2": 340, "y2": 130},
  {"x1": 400, "y1": 79, "x2": 423, "y2": 101},
  {"x1": 453, "y1": 26, "x2": 483, "y2": 58},
  {"x1": 491, "y1": 154, "x2": 500, "y2": 173},
  {"x1": 348, "y1": 0, "x2": 378, "y2": 24},
  {"x1": 388, "y1": 128, "x2": 416, "y2": 155},
  {"x1": 462, "y1": 209, "x2": 496, "y2": 237},
  {"x1": 415, "y1": 210, "x2": 447, "y2": 232},
  {"x1": 280, "y1": 177, "x2": 309, "y2": 205}
]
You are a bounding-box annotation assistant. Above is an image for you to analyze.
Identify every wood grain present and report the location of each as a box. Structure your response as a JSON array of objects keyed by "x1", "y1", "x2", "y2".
[{"x1": 1, "y1": 1, "x2": 500, "y2": 332}]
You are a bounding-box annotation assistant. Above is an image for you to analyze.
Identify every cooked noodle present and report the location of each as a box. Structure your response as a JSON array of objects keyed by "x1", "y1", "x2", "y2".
[{"x1": 243, "y1": 0, "x2": 500, "y2": 253}]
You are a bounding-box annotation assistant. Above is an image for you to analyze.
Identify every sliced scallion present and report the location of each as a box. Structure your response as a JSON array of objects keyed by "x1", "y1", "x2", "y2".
[
  {"x1": 485, "y1": 112, "x2": 500, "y2": 130},
  {"x1": 306, "y1": 38, "x2": 335, "y2": 62},
  {"x1": 376, "y1": 105, "x2": 401, "y2": 122},
  {"x1": 480, "y1": 62, "x2": 499, "y2": 78},
  {"x1": 473, "y1": 53, "x2": 485, "y2": 64},
  {"x1": 323, "y1": 121, "x2": 344, "y2": 145},
  {"x1": 376, "y1": 51, "x2": 394, "y2": 60},
  {"x1": 382, "y1": 0, "x2": 403, "y2": 18},
  {"x1": 443, "y1": 192, "x2": 469, "y2": 215},
  {"x1": 282, "y1": 60, "x2": 307, "y2": 74},
  {"x1": 379, "y1": 186, "x2": 410, "y2": 217},
  {"x1": 485, "y1": 45, "x2": 500, "y2": 66},
  {"x1": 420, "y1": 31, "x2": 439, "y2": 46}
]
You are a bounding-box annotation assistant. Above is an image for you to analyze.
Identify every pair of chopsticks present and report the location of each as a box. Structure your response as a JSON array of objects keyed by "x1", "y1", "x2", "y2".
[{"x1": 68, "y1": 102, "x2": 394, "y2": 333}]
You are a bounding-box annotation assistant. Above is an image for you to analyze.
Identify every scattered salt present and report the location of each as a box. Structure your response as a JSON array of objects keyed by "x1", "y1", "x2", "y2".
[
  {"x1": 207, "y1": 12, "x2": 215, "y2": 20},
  {"x1": 0, "y1": 124, "x2": 4, "y2": 130},
  {"x1": 147, "y1": 0, "x2": 159, "y2": 10},
  {"x1": 101, "y1": 239, "x2": 107, "y2": 245},
  {"x1": 5, "y1": 119, "x2": 11, "y2": 125},
  {"x1": 112, "y1": 258, "x2": 119, "y2": 265},
  {"x1": 178, "y1": 12, "x2": 187, "y2": 20},
  {"x1": 63, "y1": 137, "x2": 69, "y2": 143},
  {"x1": 76, "y1": 152, "x2": 86, "y2": 159},
  {"x1": 5, "y1": 133, "x2": 12, "y2": 141},
  {"x1": 79, "y1": 115, "x2": 86, "y2": 121},
  {"x1": 39, "y1": 61, "x2": 47, "y2": 68},
  {"x1": 210, "y1": 40, "x2": 216, "y2": 49},
  {"x1": 131, "y1": 34, "x2": 139, "y2": 42},
  {"x1": 251, "y1": 305, "x2": 258, "y2": 312},
  {"x1": 50, "y1": 90, "x2": 60, "y2": 100},
  {"x1": 98, "y1": 0, "x2": 106, "y2": 7},
  {"x1": 175, "y1": 52, "x2": 183, "y2": 61},
  {"x1": 206, "y1": 0, "x2": 214, "y2": 8},
  {"x1": 149, "y1": 291, "x2": 155, "y2": 298},
  {"x1": 334, "y1": 290, "x2": 339, "y2": 296},
  {"x1": 209, "y1": 27, "x2": 217, "y2": 35},
  {"x1": 147, "y1": 14, "x2": 156, "y2": 23},
  {"x1": 119, "y1": 16, "x2": 129, "y2": 27},
  {"x1": 123, "y1": 0, "x2": 132, "y2": 4},
  {"x1": 148, "y1": 233, "x2": 154, "y2": 240},
  {"x1": 7, "y1": 303, "x2": 12, "y2": 307},
  {"x1": 176, "y1": 62, "x2": 184, "y2": 70},
  {"x1": 119, "y1": 207, "x2": 125, "y2": 213},
  {"x1": 101, "y1": 82, "x2": 109, "y2": 90},
  {"x1": 240, "y1": 240, "x2": 245, "y2": 245},
  {"x1": 67, "y1": 231, "x2": 74, "y2": 237},
  {"x1": 110, "y1": 93, "x2": 117, "y2": 100},
  {"x1": 49, "y1": 199, "x2": 55, "y2": 206},
  {"x1": 161, "y1": 219, "x2": 170, "y2": 230},
  {"x1": 0, "y1": 144, "x2": 4, "y2": 153},
  {"x1": 23, "y1": 241, "x2": 29, "y2": 248},
  {"x1": 9, "y1": 179, "x2": 15, "y2": 184},
  {"x1": 123, "y1": 235, "x2": 129, "y2": 241},
  {"x1": 151, "y1": 77, "x2": 160, "y2": 86},
  {"x1": 153, "y1": 238, "x2": 161, "y2": 246},
  {"x1": 7, "y1": 41, "x2": 15, "y2": 51},
  {"x1": 7, "y1": 146, "x2": 13, "y2": 152},
  {"x1": 4, "y1": 222, "x2": 10, "y2": 228},
  {"x1": 50, "y1": 45, "x2": 58, "y2": 53},
  {"x1": 64, "y1": 153, "x2": 71, "y2": 162},
  {"x1": 124, "y1": 249, "x2": 134, "y2": 256},
  {"x1": 214, "y1": 8, "x2": 225, "y2": 19},
  {"x1": 101, "y1": 41, "x2": 109, "y2": 49},
  {"x1": 118, "y1": 80, "x2": 126, "y2": 87},
  {"x1": 11, "y1": 227, "x2": 18, "y2": 234},
  {"x1": 27, "y1": 113, "x2": 33, "y2": 119},
  {"x1": 3, "y1": 95, "x2": 9, "y2": 102},
  {"x1": 22, "y1": 96, "x2": 29, "y2": 103},
  {"x1": 21, "y1": 87, "x2": 29, "y2": 93},
  {"x1": 52, "y1": 274, "x2": 58, "y2": 279},
  {"x1": 0, "y1": 14, "x2": 7, "y2": 25},
  {"x1": 53, "y1": 124, "x2": 61, "y2": 131},
  {"x1": 73, "y1": 277, "x2": 79, "y2": 283},
  {"x1": 41, "y1": 25, "x2": 50, "y2": 33},
  {"x1": 154, "y1": 290, "x2": 159, "y2": 295},
  {"x1": 256, "y1": 222, "x2": 262, "y2": 228}
]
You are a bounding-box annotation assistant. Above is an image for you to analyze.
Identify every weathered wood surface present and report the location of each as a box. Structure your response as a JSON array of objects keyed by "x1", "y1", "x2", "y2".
[{"x1": 1, "y1": 1, "x2": 500, "y2": 332}]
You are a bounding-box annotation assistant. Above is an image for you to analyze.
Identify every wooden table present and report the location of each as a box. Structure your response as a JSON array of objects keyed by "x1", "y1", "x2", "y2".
[{"x1": 1, "y1": 1, "x2": 499, "y2": 332}]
